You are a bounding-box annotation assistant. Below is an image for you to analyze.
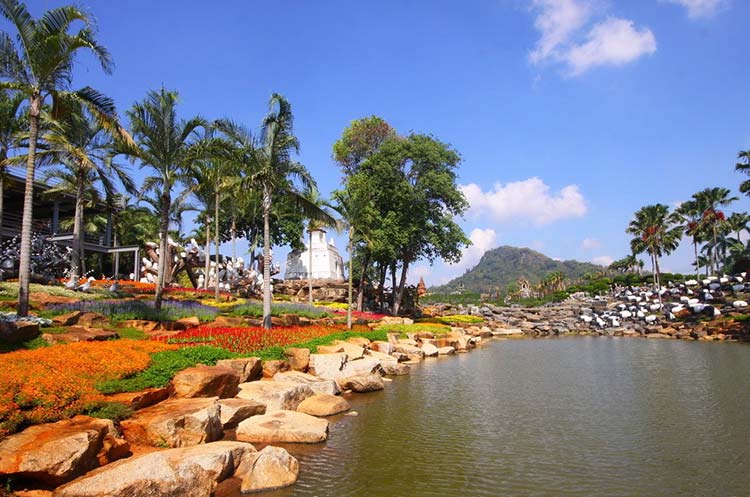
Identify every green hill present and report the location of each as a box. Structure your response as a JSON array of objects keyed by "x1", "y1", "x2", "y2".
[{"x1": 432, "y1": 245, "x2": 603, "y2": 294}]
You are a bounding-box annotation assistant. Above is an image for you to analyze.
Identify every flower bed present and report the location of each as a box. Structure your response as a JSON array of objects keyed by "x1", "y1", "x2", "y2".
[
  {"x1": 45, "y1": 299, "x2": 219, "y2": 323},
  {"x1": 333, "y1": 310, "x2": 390, "y2": 321},
  {"x1": 228, "y1": 302, "x2": 332, "y2": 319},
  {"x1": 0, "y1": 340, "x2": 174, "y2": 436}
]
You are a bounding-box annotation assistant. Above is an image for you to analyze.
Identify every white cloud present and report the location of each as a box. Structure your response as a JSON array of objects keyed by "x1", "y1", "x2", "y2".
[
  {"x1": 529, "y1": 0, "x2": 656, "y2": 75},
  {"x1": 582, "y1": 237, "x2": 601, "y2": 249},
  {"x1": 592, "y1": 255, "x2": 614, "y2": 266},
  {"x1": 460, "y1": 177, "x2": 587, "y2": 225},
  {"x1": 565, "y1": 18, "x2": 657, "y2": 76},
  {"x1": 661, "y1": 0, "x2": 724, "y2": 18}
]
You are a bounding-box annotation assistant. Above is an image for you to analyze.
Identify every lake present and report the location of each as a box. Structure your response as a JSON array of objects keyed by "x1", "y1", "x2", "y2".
[{"x1": 236, "y1": 337, "x2": 750, "y2": 496}]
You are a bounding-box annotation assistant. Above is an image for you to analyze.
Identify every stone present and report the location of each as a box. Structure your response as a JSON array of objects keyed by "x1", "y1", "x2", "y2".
[
  {"x1": 176, "y1": 316, "x2": 201, "y2": 328},
  {"x1": 646, "y1": 333, "x2": 672, "y2": 339},
  {"x1": 262, "y1": 360, "x2": 290, "y2": 378},
  {"x1": 0, "y1": 320, "x2": 40, "y2": 344},
  {"x1": 273, "y1": 371, "x2": 341, "y2": 395},
  {"x1": 279, "y1": 314, "x2": 301, "y2": 327},
  {"x1": 239, "y1": 446, "x2": 299, "y2": 493},
  {"x1": 218, "y1": 399, "x2": 266, "y2": 429},
  {"x1": 216, "y1": 357, "x2": 262, "y2": 383},
  {"x1": 105, "y1": 387, "x2": 169, "y2": 411},
  {"x1": 380, "y1": 316, "x2": 406, "y2": 325},
  {"x1": 394, "y1": 343, "x2": 424, "y2": 356},
  {"x1": 421, "y1": 343, "x2": 439, "y2": 357},
  {"x1": 339, "y1": 373, "x2": 384, "y2": 393},
  {"x1": 0, "y1": 416, "x2": 128, "y2": 486},
  {"x1": 204, "y1": 316, "x2": 245, "y2": 328},
  {"x1": 120, "y1": 397, "x2": 222, "y2": 448},
  {"x1": 53, "y1": 441, "x2": 255, "y2": 497},
  {"x1": 236, "y1": 381, "x2": 315, "y2": 412},
  {"x1": 307, "y1": 353, "x2": 383, "y2": 381},
  {"x1": 122, "y1": 319, "x2": 159, "y2": 333},
  {"x1": 296, "y1": 394, "x2": 350, "y2": 417},
  {"x1": 236, "y1": 410, "x2": 328, "y2": 444},
  {"x1": 346, "y1": 336, "x2": 371, "y2": 348},
  {"x1": 370, "y1": 341, "x2": 394, "y2": 354},
  {"x1": 380, "y1": 361, "x2": 411, "y2": 375},
  {"x1": 328, "y1": 340, "x2": 365, "y2": 359},
  {"x1": 52, "y1": 311, "x2": 83, "y2": 326},
  {"x1": 316, "y1": 344, "x2": 345, "y2": 354},
  {"x1": 284, "y1": 347, "x2": 310, "y2": 372},
  {"x1": 42, "y1": 328, "x2": 119, "y2": 345},
  {"x1": 76, "y1": 312, "x2": 109, "y2": 327},
  {"x1": 437, "y1": 346, "x2": 456, "y2": 355},
  {"x1": 172, "y1": 366, "x2": 240, "y2": 399}
]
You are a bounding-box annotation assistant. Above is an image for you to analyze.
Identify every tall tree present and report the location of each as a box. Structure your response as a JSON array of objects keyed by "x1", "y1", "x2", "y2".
[
  {"x1": 1, "y1": 0, "x2": 124, "y2": 315},
  {"x1": 736, "y1": 150, "x2": 750, "y2": 195},
  {"x1": 123, "y1": 88, "x2": 205, "y2": 310},
  {"x1": 675, "y1": 200, "x2": 704, "y2": 278},
  {"x1": 35, "y1": 106, "x2": 134, "y2": 280},
  {"x1": 626, "y1": 204, "x2": 683, "y2": 301},
  {"x1": 693, "y1": 187, "x2": 737, "y2": 274},
  {"x1": 0, "y1": 88, "x2": 24, "y2": 240}
]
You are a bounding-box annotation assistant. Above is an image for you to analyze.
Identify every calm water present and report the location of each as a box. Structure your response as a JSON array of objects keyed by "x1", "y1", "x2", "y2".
[{"x1": 236, "y1": 338, "x2": 750, "y2": 496}]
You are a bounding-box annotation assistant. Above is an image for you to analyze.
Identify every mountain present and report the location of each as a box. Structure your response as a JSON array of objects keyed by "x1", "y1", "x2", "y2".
[{"x1": 432, "y1": 246, "x2": 603, "y2": 294}]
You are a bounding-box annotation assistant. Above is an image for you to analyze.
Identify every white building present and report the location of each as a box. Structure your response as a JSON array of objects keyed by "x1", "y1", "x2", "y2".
[{"x1": 284, "y1": 229, "x2": 345, "y2": 281}]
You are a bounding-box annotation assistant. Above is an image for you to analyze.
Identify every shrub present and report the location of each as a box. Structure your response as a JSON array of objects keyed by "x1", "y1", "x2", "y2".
[
  {"x1": 435, "y1": 315, "x2": 484, "y2": 325},
  {"x1": 228, "y1": 302, "x2": 332, "y2": 319},
  {"x1": 376, "y1": 323, "x2": 451, "y2": 336},
  {"x1": 45, "y1": 299, "x2": 219, "y2": 323},
  {"x1": 84, "y1": 401, "x2": 133, "y2": 422}
]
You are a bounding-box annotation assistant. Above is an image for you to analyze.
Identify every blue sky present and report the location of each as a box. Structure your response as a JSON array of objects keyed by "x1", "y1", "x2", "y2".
[{"x1": 8, "y1": 0, "x2": 750, "y2": 285}]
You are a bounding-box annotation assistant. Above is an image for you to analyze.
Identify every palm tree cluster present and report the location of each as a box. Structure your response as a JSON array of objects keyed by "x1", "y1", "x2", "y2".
[
  {"x1": 1, "y1": 1, "x2": 333, "y2": 327},
  {"x1": 625, "y1": 174, "x2": 750, "y2": 290}
]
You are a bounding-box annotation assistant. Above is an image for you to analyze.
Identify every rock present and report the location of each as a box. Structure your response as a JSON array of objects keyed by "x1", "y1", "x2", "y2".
[
  {"x1": 379, "y1": 316, "x2": 406, "y2": 325},
  {"x1": 273, "y1": 371, "x2": 341, "y2": 395},
  {"x1": 172, "y1": 366, "x2": 240, "y2": 399},
  {"x1": 380, "y1": 361, "x2": 411, "y2": 375},
  {"x1": 346, "y1": 336, "x2": 371, "y2": 348},
  {"x1": 328, "y1": 340, "x2": 365, "y2": 359},
  {"x1": 176, "y1": 316, "x2": 201, "y2": 328},
  {"x1": 420, "y1": 343, "x2": 439, "y2": 357},
  {"x1": 296, "y1": 394, "x2": 350, "y2": 417},
  {"x1": 76, "y1": 312, "x2": 109, "y2": 327},
  {"x1": 236, "y1": 381, "x2": 314, "y2": 412},
  {"x1": 216, "y1": 357, "x2": 262, "y2": 383},
  {"x1": 316, "y1": 344, "x2": 345, "y2": 354},
  {"x1": 339, "y1": 373, "x2": 384, "y2": 393},
  {"x1": 307, "y1": 353, "x2": 383, "y2": 381},
  {"x1": 394, "y1": 344, "x2": 424, "y2": 356},
  {"x1": 42, "y1": 327, "x2": 119, "y2": 344},
  {"x1": 52, "y1": 311, "x2": 83, "y2": 326},
  {"x1": 122, "y1": 320, "x2": 159, "y2": 333},
  {"x1": 204, "y1": 316, "x2": 245, "y2": 328},
  {"x1": 262, "y1": 360, "x2": 290, "y2": 378},
  {"x1": 647, "y1": 333, "x2": 672, "y2": 339},
  {"x1": 370, "y1": 341, "x2": 394, "y2": 354},
  {"x1": 437, "y1": 346, "x2": 456, "y2": 355},
  {"x1": 0, "y1": 320, "x2": 40, "y2": 343},
  {"x1": 105, "y1": 387, "x2": 170, "y2": 411},
  {"x1": 236, "y1": 410, "x2": 328, "y2": 444},
  {"x1": 53, "y1": 441, "x2": 256, "y2": 497},
  {"x1": 0, "y1": 416, "x2": 128, "y2": 486},
  {"x1": 219, "y1": 399, "x2": 266, "y2": 429},
  {"x1": 120, "y1": 397, "x2": 222, "y2": 448},
  {"x1": 284, "y1": 347, "x2": 310, "y2": 372},
  {"x1": 239, "y1": 446, "x2": 299, "y2": 493}
]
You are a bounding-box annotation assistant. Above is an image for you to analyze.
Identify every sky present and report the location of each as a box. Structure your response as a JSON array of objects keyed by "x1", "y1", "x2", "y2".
[{"x1": 6, "y1": 0, "x2": 750, "y2": 286}]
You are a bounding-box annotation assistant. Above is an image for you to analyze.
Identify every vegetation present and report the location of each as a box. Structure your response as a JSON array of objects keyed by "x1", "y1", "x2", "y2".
[
  {"x1": 376, "y1": 323, "x2": 451, "y2": 335},
  {"x1": 227, "y1": 301, "x2": 331, "y2": 319}
]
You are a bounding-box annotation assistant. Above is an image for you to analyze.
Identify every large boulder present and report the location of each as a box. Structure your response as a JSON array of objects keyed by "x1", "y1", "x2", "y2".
[
  {"x1": 53, "y1": 441, "x2": 256, "y2": 497},
  {"x1": 76, "y1": 312, "x2": 108, "y2": 327},
  {"x1": 273, "y1": 371, "x2": 341, "y2": 395},
  {"x1": 105, "y1": 387, "x2": 170, "y2": 411},
  {"x1": 262, "y1": 360, "x2": 290, "y2": 378},
  {"x1": 0, "y1": 416, "x2": 128, "y2": 486},
  {"x1": 216, "y1": 357, "x2": 262, "y2": 383},
  {"x1": 307, "y1": 353, "x2": 383, "y2": 382},
  {"x1": 236, "y1": 381, "x2": 314, "y2": 412},
  {"x1": 52, "y1": 311, "x2": 83, "y2": 326},
  {"x1": 340, "y1": 373, "x2": 384, "y2": 393},
  {"x1": 0, "y1": 320, "x2": 40, "y2": 344},
  {"x1": 236, "y1": 410, "x2": 328, "y2": 444},
  {"x1": 420, "y1": 343, "x2": 439, "y2": 357},
  {"x1": 172, "y1": 366, "x2": 239, "y2": 399},
  {"x1": 239, "y1": 446, "x2": 299, "y2": 493},
  {"x1": 370, "y1": 341, "x2": 394, "y2": 354},
  {"x1": 120, "y1": 397, "x2": 222, "y2": 448},
  {"x1": 296, "y1": 394, "x2": 350, "y2": 417},
  {"x1": 327, "y1": 340, "x2": 365, "y2": 359},
  {"x1": 218, "y1": 399, "x2": 266, "y2": 429},
  {"x1": 284, "y1": 347, "x2": 310, "y2": 372}
]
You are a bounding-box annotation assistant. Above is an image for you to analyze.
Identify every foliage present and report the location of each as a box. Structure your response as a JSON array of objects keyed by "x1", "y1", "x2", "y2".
[
  {"x1": 83, "y1": 401, "x2": 133, "y2": 422},
  {"x1": 0, "y1": 282, "x2": 104, "y2": 300},
  {"x1": 46, "y1": 299, "x2": 219, "y2": 322},
  {"x1": 376, "y1": 323, "x2": 451, "y2": 335},
  {"x1": 332, "y1": 115, "x2": 397, "y2": 176},
  {"x1": 0, "y1": 340, "x2": 172, "y2": 435},
  {"x1": 95, "y1": 345, "x2": 234, "y2": 394},
  {"x1": 228, "y1": 301, "x2": 331, "y2": 319},
  {"x1": 434, "y1": 314, "x2": 484, "y2": 325},
  {"x1": 420, "y1": 292, "x2": 485, "y2": 305}
]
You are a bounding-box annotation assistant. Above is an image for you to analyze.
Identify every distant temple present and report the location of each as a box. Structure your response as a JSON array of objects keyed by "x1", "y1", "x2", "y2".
[{"x1": 284, "y1": 229, "x2": 345, "y2": 281}]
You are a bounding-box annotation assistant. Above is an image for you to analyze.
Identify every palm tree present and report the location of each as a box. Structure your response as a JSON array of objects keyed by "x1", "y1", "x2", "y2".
[
  {"x1": 0, "y1": 89, "x2": 24, "y2": 240},
  {"x1": 33, "y1": 107, "x2": 134, "y2": 280},
  {"x1": 693, "y1": 187, "x2": 737, "y2": 274},
  {"x1": 736, "y1": 150, "x2": 750, "y2": 195},
  {"x1": 675, "y1": 200, "x2": 705, "y2": 278},
  {"x1": 1, "y1": 0, "x2": 126, "y2": 316},
  {"x1": 726, "y1": 212, "x2": 750, "y2": 241},
  {"x1": 626, "y1": 204, "x2": 683, "y2": 302},
  {"x1": 123, "y1": 88, "x2": 205, "y2": 310}
]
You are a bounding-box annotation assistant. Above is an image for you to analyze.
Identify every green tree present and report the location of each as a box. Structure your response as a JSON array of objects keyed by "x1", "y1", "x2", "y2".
[
  {"x1": 35, "y1": 106, "x2": 134, "y2": 279},
  {"x1": 626, "y1": 204, "x2": 683, "y2": 300},
  {"x1": 736, "y1": 150, "x2": 750, "y2": 195},
  {"x1": 333, "y1": 115, "x2": 397, "y2": 176},
  {"x1": 1, "y1": 0, "x2": 124, "y2": 315},
  {"x1": 0, "y1": 88, "x2": 24, "y2": 240},
  {"x1": 123, "y1": 88, "x2": 205, "y2": 310},
  {"x1": 693, "y1": 187, "x2": 737, "y2": 274},
  {"x1": 674, "y1": 200, "x2": 705, "y2": 278}
]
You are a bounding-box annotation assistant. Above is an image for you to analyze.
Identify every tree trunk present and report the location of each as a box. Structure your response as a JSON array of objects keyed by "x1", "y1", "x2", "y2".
[
  {"x1": 377, "y1": 263, "x2": 387, "y2": 312},
  {"x1": 308, "y1": 227, "x2": 313, "y2": 306},
  {"x1": 262, "y1": 186, "x2": 272, "y2": 329},
  {"x1": 0, "y1": 165, "x2": 4, "y2": 244},
  {"x1": 653, "y1": 249, "x2": 663, "y2": 308},
  {"x1": 356, "y1": 249, "x2": 370, "y2": 311},
  {"x1": 712, "y1": 223, "x2": 718, "y2": 275},
  {"x1": 154, "y1": 191, "x2": 170, "y2": 311},
  {"x1": 215, "y1": 189, "x2": 220, "y2": 301},
  {"x1": 693, "y1": 239, "x2": 699, "y2": 279},
  {"x1": 71, "y1": 174, "x2": 85, "y2": 281},
  {"x1": 392, "y1": 260, "x2": 409, "y2": 316},
  {"x1": 17, "y1": 95, "x2": 41, "y2": 317},
  {"x1": 347, "y1": 230, "x2": 353, "y2": 330},
  {"x1": 204, "y1": 216, "x2": 210, "y2": 290},
  {"x1": 390, "y1": 263, "x2": 397, "y2": 309}
]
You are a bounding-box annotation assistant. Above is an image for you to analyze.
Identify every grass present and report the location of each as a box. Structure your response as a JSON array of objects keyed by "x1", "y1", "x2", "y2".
[
  {"x1": 434, "y1": 315, "x2": 485, "y2": 325},
  {"x1": 377, "y1": 323, "x2": 451, "y2": 336},
  {"x1": 730, "y1": 314, "x2": 750, "y2": 322},
  {"x1": 228, "y1": 301, "x2": 332, "y2": 319}
]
